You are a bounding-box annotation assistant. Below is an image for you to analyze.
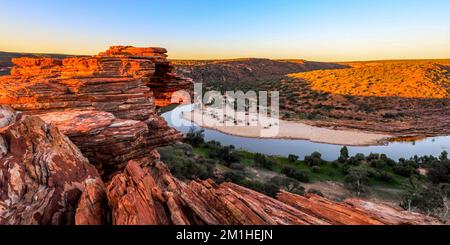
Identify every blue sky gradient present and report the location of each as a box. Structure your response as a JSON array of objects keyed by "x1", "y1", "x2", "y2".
[{"x1": 1, "y1": 0, "x2": 449, "y2": 61}]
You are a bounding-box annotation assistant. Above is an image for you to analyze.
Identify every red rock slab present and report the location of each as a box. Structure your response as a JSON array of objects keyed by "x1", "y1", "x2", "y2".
[
  {"x1": 38, "y1": 110, "x2": 150, "y2": 175},
  {"x1": 277, "y1": 191, "x2": 384, "y2": 225},
  {"x1": 98, "y1": 46, "x2": 168, "y2": 57},
  {"x1": 344, "y1": 198, "x2": 441, "y2": 225},
  {"x1": 107, "y1": 159, "x2": 172, "y2": 225},
  {"x1": 215, "y1": 183, "x2": 329, "y2": 225},
  {"x1": 277, "y1": 191, "x2": 441, "y2": 225},
  {"x1": 38, "y1": 110, "x2": 115, "y2": 135}
]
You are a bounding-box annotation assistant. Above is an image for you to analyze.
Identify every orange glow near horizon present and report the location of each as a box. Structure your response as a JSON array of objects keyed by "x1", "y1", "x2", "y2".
[{"x1": 1, "y1": 0, "x2": 450, "y2": 62}]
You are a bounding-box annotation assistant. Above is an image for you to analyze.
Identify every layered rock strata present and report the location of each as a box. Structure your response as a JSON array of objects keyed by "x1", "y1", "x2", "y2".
[
  {"x1": 1, "y1": 46, "x2": 192, "y2": 117},
  {"x1": 98, "y1": 46, "x2": 193, "y2": 107}
]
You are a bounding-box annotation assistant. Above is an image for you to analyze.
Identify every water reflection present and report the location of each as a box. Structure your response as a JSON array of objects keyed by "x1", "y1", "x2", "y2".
[{"x1": 162, "y1": 105, "x2": 450, "y2": 161}]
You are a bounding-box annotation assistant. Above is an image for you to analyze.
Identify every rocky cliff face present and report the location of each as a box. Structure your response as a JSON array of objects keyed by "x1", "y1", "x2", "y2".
[{"x1": 0, "y1": 47, "x2": 441, "y2": 225}]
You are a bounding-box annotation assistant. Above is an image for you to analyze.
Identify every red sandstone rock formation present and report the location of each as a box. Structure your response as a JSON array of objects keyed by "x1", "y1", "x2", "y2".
[
  {"x1": 0, "y1": 47, "x2": 442, "y2": 225},
  {"x1": 1, "y1": 45, "x2": 192, "y2": 116},
  {"x1": 105, "y1": 158, "x2": 440, "y2": 225},
  {"x1": 98, "y1": 45, "x2": 193, "y2": 107},
  {"x1": 38, "y1": 110, "x2": 180, "y2": 177},
  {"x1": 0, "y1": 112, "x2": 106, "y2": 225},
  {"x1": 0, "y1": 46, "x2": 188, "y2": 175}
]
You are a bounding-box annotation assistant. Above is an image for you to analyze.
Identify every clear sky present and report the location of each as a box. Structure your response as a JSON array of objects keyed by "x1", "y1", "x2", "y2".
[{"x1": 1, "y1": 0, "x2": 449, "y2": 61}]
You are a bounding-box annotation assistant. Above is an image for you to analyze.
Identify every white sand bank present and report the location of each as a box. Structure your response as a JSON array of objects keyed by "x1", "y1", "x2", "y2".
[{"x1": 182, "y1": 106, "x2": 392, "y2": 146}]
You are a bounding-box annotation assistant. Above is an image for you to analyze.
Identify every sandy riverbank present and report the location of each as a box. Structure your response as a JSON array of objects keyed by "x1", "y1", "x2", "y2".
[{"x1": 182, "y1": 106, "x2": 393, "y2": 146}]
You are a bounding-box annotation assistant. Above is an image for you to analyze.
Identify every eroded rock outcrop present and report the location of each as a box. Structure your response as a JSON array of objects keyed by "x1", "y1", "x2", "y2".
[
  {"x1": 3, "y1": 46, "x2": 192, "y2": 111},
  {"x1": 99, "y1": 46, "x2": 193, "y2": 107},
  {"x1": 0, "y1": 46, "x2": 188, "y2": 175},
  {"x1": 38, "y1": 110, "x2": 180, "y2": 177},
  {"x1": 105, "y1": 158, "x2": 440, "y2": 225},
  {"x1": 0, "y1": 111, "x2": 106, "y2": 225}
]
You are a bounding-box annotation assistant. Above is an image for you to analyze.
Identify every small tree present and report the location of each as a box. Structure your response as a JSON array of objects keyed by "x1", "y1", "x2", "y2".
[
  {"x1": 401, "y1": 179, "x2": 449, "y2": 220},
  {"x1": 339, "y1": 146, "x2": 349, "y2": 162},
  {"x1": 344, "y1": 167, "x2": 369, "y2": 196},
  {"x1": 440, "y1": 151, "x2": 448, "y2": 161}
]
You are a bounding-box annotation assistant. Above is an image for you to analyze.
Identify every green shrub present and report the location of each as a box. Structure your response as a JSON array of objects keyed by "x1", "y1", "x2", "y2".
[
  {"x1": 393, "y1": 163, "x2": 418, "y2": 177},
  {"x1": 158, "y1": 145, "x2": 214, "y2": 180},
  {"x1": 304, "y1": 152, "x2": 324, "y2": 166},
  {"x1": 427, "y1": 160, "x2": 450, "y2": 184},
  {"x1": 366, "y1": 153, "x2": 380, "y2": 162},
  {"x1": 253, "y1": 153, "x2": 276, "y2": 169},
  {"x1": 223, "y1": 171, "x2": 246, "y2": 182},
  {"x1": 288, "y1": 154, "x2": 299, "y2": 162},
  {"x1": 209, "y1": 145, "x2": 239, "y2": 164},
  {"x1": 346, "y1": 156, "x2": 362, "y2": 166},
  {"x1": 281, "y1": 166, "x2": 310, "y2": 183},
  {"x1": 439, "y1": 151, "x2": 448, "y2": 161},
  {"x1": 185, "y1": 127, "x2": 205, "y2": 147},
  {"x1": 370, "y1": 159, "x2": 387, "y2": 169},
  {"x1": 270, "y1": 176, "x2": 305, "y2": 195},
  {"x1": 312, "y1": 165, "x2": 321, "y2": 173},
  {"x1": 229, "y1": 163, "x2": 246, "y2": 171},
  {"x1": 239, "y1": 180, "x2": 280, "y2": 198},
  {"x1": 354, "y1": 153, "x2": 366, "y2": 162},
  {"x1": 306, "y1": 188, "x2": 324, "y2": 197},
  {"x1": 376, "y1": 170, "x2": 395, "y2": 183}
]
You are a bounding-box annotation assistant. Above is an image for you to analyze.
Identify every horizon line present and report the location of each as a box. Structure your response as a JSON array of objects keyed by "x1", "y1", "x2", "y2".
[{"x1": 1, "y1": 49, "x2": 450, "y2": 64}]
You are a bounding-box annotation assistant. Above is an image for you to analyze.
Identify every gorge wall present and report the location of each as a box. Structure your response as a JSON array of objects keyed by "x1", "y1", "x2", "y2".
[{"x1": 0, "y1": 46, "x2": 441, "y2": 225}]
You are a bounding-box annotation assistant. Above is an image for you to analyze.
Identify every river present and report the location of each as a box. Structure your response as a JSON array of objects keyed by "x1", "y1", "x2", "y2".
[{"x1": 162, "y1": 105, "x2": 450, "y2": 161}]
